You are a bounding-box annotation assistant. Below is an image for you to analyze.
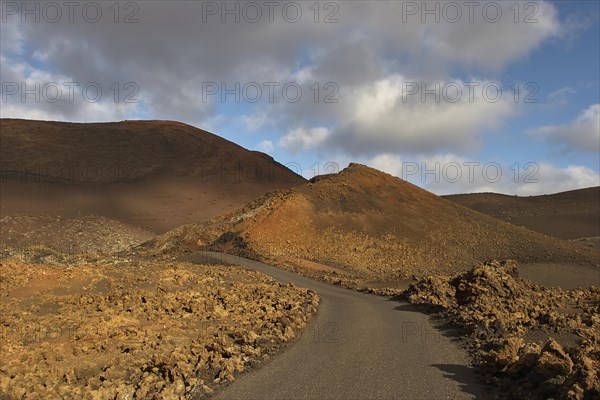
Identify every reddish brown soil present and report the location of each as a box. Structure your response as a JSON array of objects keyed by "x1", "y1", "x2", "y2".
[
  {"x1": 0, "y1": 119, "x2": 305, "y2": 233},
  {"x1": 2, "y1": 118, "x2": 599, "y2": 399},
  {"x1": 445, "y1": 188, "x2": 600, "y2": 240},
  {"x1": 150, "y1": 164, "x2": 600, "y2": 288}
]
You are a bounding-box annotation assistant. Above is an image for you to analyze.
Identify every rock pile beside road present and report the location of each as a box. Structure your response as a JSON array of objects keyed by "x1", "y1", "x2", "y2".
[{"x1": 406, "y1": 260, "x2": 599, "y2": 400}]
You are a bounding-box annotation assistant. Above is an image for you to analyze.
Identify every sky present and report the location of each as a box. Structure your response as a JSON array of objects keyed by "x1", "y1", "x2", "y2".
[{"x1": 1, "y1": 0, "x2": 599, "y2": 195}]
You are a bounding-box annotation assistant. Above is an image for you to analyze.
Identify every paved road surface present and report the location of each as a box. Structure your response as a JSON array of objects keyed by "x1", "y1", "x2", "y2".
[{"x1": 187, "y1": 251, "x2": 493, "y2": 400}]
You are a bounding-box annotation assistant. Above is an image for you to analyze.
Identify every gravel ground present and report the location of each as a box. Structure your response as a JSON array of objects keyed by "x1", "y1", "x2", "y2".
[{"x1": 0, "y1": 257, "x2": 319, "y2": 399}]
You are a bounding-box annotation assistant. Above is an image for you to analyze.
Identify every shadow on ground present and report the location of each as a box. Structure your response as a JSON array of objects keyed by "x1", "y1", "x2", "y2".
[
  {"x1": 433, "y1": 364, "x2": 495, "y2": 400},
  {"x1": 391, "y1": 300, "x2": 498, "y2": 400}
]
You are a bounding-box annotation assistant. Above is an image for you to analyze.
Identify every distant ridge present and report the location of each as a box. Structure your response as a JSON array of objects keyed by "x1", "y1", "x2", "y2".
[{"x1": 446, "y1": 187, "x2": 600, "y2": 239}]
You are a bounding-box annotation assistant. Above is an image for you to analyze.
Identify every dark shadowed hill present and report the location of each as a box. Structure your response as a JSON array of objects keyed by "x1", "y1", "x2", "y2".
[
  {"x1": 0, "y1": 119, "x2": 305, "y2": 233},
  {"x1": 445, "y1": 187, "x2": 600, "y2": 240},
  {"x1": 150, "y1": 164, "x2": 600, "y2": 286}
]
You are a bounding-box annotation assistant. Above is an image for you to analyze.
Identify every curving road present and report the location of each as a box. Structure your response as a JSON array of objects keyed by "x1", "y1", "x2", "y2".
[{"x1": 188, "y1": 252, "x2": 493, "y2": 400}]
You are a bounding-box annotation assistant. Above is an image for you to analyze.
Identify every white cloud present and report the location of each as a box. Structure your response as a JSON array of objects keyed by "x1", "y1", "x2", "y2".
[
  {"x1": 364, "y1": 153, "x2": 599, "y2": 196},
  {"x1": 2, "y1": 0, "x2": 596, "y2": 197},
  {"x1": 547, "y1": 87, "x2": 576, "y2": 105},
  {"x1": 241, "y1": 112, "x2": 270, "y2": 132},
  {"x1": 1, "y1": 0, "x2": 570, "y2": 129},
  {"x1": 256, "y1": 140, "x2": 274, "y2": 153},
  {"x1": 368, "y1": 154, "x2": 405, "y2": 177},
  {"x1": 0, "y1": 19, "x2": 25, "y2": 54},
  {"x1": 279, "y1": 127, "x2": 330, "y2": 153},
  {"x1": 422, "y1": 0, "x2": 562, "y2": 71},
  {"x1": 328, "y1": 75, "x2": 517, "y2": 155},
  {"x1": 0, "y1": 56, "x2": 139, "y2": 122},
  {"x1": 511, "y1": 163, "x2": 600, "y2": 196},
  {"x1": 528, "y1": 104, "x2": 600, "y2": 152}
]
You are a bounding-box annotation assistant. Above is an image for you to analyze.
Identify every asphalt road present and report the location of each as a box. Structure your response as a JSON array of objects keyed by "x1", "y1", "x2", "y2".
[{"x1": 188, "y1": 251, "x2": 493, "y2": 400}]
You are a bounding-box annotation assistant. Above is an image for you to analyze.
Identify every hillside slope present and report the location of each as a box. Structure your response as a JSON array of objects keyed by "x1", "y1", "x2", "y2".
[
  {"x1": 151, "y1": 164, "x2": 600, "y2": 286},
  {"x1": 0, "y1": 119, "x2": 305, "y2": 233},
  {"x1": 445, "y1": 187, "x2": 600, "y2": 240}
]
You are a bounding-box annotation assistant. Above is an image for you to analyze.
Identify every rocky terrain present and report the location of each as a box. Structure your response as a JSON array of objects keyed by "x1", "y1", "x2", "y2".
[
  {"x1": 0, "y1": 256, "x2": 319, "y2": 399},
  {"x1": 0, "y1": 214, "x2": 154, "y2": 256},
  {"x1": 405, "y1": 260, "x2": 599, "y2": 400},
  {"x1": 2, "y1": 118, "x2": 599, "y2": 399},
  {"x1": 147, "y1": 164, "x2": 600, "y2": 291}
]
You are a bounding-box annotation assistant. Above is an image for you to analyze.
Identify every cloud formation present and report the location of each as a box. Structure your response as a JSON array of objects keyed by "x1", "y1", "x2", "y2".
[
  {"x1": 367, "y1": 153, "x2": 600, "y2": 196},
  {"x1": 279, "y1": 127, "x2": 330, "y2": 153},
  {"x1": 325, "y1": 76, "x2": 517, "y2": 155},
  {"x1": 1, "y1": 0, "x2": 595, "y2": 196},
  {"x1": 256, "y1": 140, "x2": 274, "y2": 153},
  {"x1": 1, "y1": 1, "x2": 567, "y2": 132},
  {"x1": 528, "y1": 104, "x2": 600, "y2": 153}
]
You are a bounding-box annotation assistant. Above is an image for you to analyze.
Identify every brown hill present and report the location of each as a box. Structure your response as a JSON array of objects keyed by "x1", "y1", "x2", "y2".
[
  {"x1": 445, "y1": 187, "x2": 600, "y2": 240},
  {"x1": 0, "y1": 119, "x2": 305, "y2": 233},
  {"x1": 151, "y1": 164, "x2": 600, "y2": 286}
]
